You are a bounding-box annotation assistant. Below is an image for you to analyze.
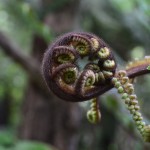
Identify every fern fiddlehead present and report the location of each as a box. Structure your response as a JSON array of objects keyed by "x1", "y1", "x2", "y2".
[
  {"x1": 42, "y1": 32, "x2": 150, "y2": 141},
  {"x1": 87, "y1": 97, "x2": 101, "y2": 124},
  {"x1": 42, "y1": 32, "x2": 116, "y2": 101}
]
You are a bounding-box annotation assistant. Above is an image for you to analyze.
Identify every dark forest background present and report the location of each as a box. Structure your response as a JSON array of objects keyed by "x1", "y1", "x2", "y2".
[{"x1": 0, "y1": 0, "x2": 150, "y2": 150}]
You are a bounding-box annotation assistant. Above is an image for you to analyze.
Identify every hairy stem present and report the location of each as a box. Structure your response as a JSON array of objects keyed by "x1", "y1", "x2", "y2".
[
  {"x1": 127, "y1": 64, "x2": 150, "y2": 78},
  {"x1": 102, "y1": 62, "x2": 150, "y2": 96}
]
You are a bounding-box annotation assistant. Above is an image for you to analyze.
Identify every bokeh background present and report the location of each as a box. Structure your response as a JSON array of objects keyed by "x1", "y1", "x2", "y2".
[{"x1": 0, "y1": 0, "x2": 150, "y2": 150}]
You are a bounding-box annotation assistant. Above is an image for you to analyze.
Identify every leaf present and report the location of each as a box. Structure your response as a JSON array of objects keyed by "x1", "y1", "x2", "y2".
[
  {"x1": 0, "y1": 130, "x2": 15, "y2": 147},
  {"x1": 15, "y1": 141, "x2": 52, "y2": 150},
  {"x1": 147, "y1": 65, "x2": 150, "y2": 70}
]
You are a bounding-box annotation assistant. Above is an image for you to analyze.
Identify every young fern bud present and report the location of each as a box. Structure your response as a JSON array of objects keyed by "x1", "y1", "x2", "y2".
[
  {"x1": 97, "y1": 47, "x2": 110, "y2": 59},
  {"x1": 61, "y1": 67, "x2": 78, "y2": 84},
  {"x1": 42, "y1": 32, "x2": 150, "y2": 142},
  {"x1": 42, "y1": 32, "x2": 116, "y2": 102},
  {"x1": 103, "y1": 60, "x2": 116, "y2": 70},
  {"x1": 87, "y1": 97, "x2": 101, "y2": 124},
  {"x1": 53, "y1": 46, "x2": 77, "y2": 64}
]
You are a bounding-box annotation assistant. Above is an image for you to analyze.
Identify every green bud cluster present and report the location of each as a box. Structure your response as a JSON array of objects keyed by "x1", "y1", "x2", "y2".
[{"x1": 112, "y1": 70, "x2": 150, "y2": 142}]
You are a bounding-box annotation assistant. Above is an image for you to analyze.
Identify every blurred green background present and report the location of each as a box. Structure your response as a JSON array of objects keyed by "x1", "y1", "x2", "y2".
[{"x1": 0, "y1": 0, "x2": 150, "y2": 150}]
